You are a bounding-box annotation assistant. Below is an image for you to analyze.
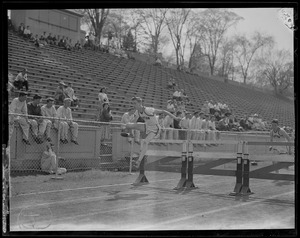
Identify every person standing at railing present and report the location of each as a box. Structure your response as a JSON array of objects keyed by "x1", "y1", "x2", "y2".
[
  {"x1": 120, "y1": 96, "x2": 180, "y2": 168},
  {"x1": 99, "y1": 103, "x2": 113, "y2": 145},
  {"x1": 9, "y1": 91, "x2": 31, "y2": 145},
  {"x1": 269, "y1": 119, "x2": 292, "y2": 155},
  {"x1": 27, "y1": 94, "x2": 50, "y2": 144},
  {"x1": 56, "y1": 98, "x2": 79, "y2": 145},
  {"x1": 97, "y1": 87, "x2": 109, "y2": 121}
]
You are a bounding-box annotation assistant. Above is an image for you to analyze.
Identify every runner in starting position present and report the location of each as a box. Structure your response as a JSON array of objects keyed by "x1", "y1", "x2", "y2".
[{"x1": 121, "y1": 96, "x2": 180, "y2": 168}]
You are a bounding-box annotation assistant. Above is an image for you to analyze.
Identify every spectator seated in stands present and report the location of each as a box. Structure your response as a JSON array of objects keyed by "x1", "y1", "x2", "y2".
[
  {"x1": 214, "y1": 110, "x2": 222, "y2": 121},
  {"x1": 58, "y1": 36, "x2": 66, "y2": 47},
  {"x1": 39, "y1": 32, "x2": 48, "y2": 46},
  {"x1": 228, "y1": 113, "x2": 240, "y2": 131},
  {"x1": 167, "y1": 78, "x2": 174, "y2": 90},
  {"x1": 13, "y1": 68, "x2": 29, "y2": 91},
  {"x1": 46, "y1": 33, "x2": 54, "y2": 45},
  {"x1": 27, "y1": 94, "x2": 51, "y2": 144},
  {"x1": 74, "y1": 40, "x2": 83, "y2": 50},
  {"x1": 251, "y1": 114, "x2": 266, "y2": 131},
  {"x1": 18, "y1": 23, "x2": 25, "y2": 36},
  {"x1": 201, "y1": 101, "x2": 210, "y2": 115},
  {"x1": 239, "y1": 115, "x2": 251, "y2": 131},
  {"x1": 9, "y1": 91, "x2": 31, "y2": 145},
  {"x1": 57, "y1": 98, "x2": 79, "y2": 145},
  {"x1": 23, "y1": 26, "x2": 32, "y2": 40},
  {"x1": 41, "y1": 142, "x2": 67, "y2": 175},
  {"x1": 217, "y1": 112, "x2": 231, "y2": 131},
  {"x1": 173, "y1": 88, "x2": 182, "y2": 101},
  {"x1": 64, "y1": 39, "x2": 74, "y2": 51},
  {"x1": 177, "y1": 101, "x2": 185, "y2": 114},
  {"x1": 29, "y1": 34, "x2": 43, "y2": 47},
  {"x1": 8, "y1": 16, "x2": 14, "y2": 31},
  {"x1": 167, "y1": 99, "x2": 176, "y2": 113},
  {"x1": 64, "y1": 83, "x2": 79, "y2": 107},
  {"x1": 54, "y1": 81, "x2": 68, "y2": 105},
  {"x1": 208, "y1": 101, "x2": 215, "y2": 115},
  {"x1": 154, "y1": 57, "x2": 162, "y2": 66}
]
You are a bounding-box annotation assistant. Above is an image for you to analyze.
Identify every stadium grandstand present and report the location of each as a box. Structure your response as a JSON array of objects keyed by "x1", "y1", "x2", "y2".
[{"x1": 5, "y1": 8, "x2": 295, "y2": 232}]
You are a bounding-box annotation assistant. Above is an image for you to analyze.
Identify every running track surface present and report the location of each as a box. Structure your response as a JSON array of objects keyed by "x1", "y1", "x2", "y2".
[{"x1": 9, "y1": 171, "x2": 294, "y2": 231}]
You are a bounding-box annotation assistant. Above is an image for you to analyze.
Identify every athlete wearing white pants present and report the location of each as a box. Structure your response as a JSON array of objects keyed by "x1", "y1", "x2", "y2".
[{"x1": 121, "y1": 96, "x2": 180, "y2": 168}]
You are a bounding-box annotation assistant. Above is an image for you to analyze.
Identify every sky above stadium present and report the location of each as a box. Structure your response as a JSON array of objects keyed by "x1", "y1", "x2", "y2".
[
  {"x1": 228, "y1": 8, "x2": 294, "y2": 53},
  {"x1": 8, "y1": 8, "x2": 294, "y2": 54},
  {"x1": 163, "y1": 8, "x2": 294, "y2": 57}
]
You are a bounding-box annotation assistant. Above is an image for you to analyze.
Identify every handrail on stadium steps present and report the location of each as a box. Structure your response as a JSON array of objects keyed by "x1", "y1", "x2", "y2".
[{"x1": 8, "y1": 112, "x2": 279, "y2": 135}]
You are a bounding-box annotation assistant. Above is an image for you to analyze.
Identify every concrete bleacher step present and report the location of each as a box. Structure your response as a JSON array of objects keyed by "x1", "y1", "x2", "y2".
[{"x1": 8, "y1": 30, "x2": 294, "y2": 128}]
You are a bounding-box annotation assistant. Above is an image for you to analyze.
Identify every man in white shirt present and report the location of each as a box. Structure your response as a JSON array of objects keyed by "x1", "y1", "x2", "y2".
[
  {"x1": 65, "y1": 83, "x2": 79, "y2": 107},
  {"x1": 173, "y1": 90, "x2": 181, "y2": 101},
  {"x1": 97, "y1": 87, "x2": 109, "y2": 121},
  {"x1": 180, "y1": 112, "x2": 192, "y2": 140},
  {"x1": 56, "y1": 98, "x2": 79, "y2": 144},
  {"x1": 23, "y1": 26, "x2": 32, "y2": 39},
  {"x1": 9, "y1": 92, "x2": 30, "y2": 145},
  {"x1": 41, "y1": 97, "x2": 66, "y2": 142},
  {"x1": 121, "y1": 96, "x2": 180, "y2": 168},
  {"x1": 190, "y1": 111, "x2": 200, "y2": 140},
  {"x1": 13, "y1": 68, "x2": 29, "y2": 91},
  {"x1": 121, "y1": 107, "x2": 137, "y2": 142}
]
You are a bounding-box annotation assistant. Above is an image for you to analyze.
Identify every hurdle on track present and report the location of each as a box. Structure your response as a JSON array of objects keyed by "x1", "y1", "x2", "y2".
[{"x1": 130, "y1": 130, "x2": 294, "y2": 195}]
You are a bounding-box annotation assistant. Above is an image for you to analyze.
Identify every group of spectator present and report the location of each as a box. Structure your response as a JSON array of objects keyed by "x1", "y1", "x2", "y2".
[
  {"x1": 8, "y1": 68, "x2": 80, "y2": 109},
  {"x1": 9, "y1": 91, "x2": 79, "y2": 146},
  {"x1": 54, "y1": 81, "x2": 79, "y2": 107},
  {"x1": 83, "y1": 32, "x2": 132, "y2": 59},
  {"x1": 16, "y1": 23, "x2": 82, "y2": 51}
]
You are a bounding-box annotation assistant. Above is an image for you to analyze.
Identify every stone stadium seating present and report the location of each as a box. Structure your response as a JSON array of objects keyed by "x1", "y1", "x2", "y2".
[{"x1": 8, "y1": 30, "x2": 294, "y2": 128}]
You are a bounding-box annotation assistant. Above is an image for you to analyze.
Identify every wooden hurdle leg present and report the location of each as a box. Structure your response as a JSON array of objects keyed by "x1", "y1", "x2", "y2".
[
  {"x1": 184, "y1": 142, "x2": 198, "y2": 189},
  {"x1": 240, "y1": 142, "x2": 253, "y2": 196},
  {"x1": 229, "y1": 141, "x2": 243, "y2": 196},
  {"x1": 132, "y1": 156, "x2": 149, "y2": 186},
  {"x1": 174, "y1": 141, "x2": 187, "y2": 190}
]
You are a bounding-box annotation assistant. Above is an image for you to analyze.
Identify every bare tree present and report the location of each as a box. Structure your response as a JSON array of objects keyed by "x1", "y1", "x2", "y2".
[
  {"x1": 256, "y1": 49, "x2": 293, "y2": 95},
  {"x1": 134, "y1": 8, "x2": 169, "y2": 54},
  {"x1": 75, "y1": 9, "x2": 110, "y2": 41},
  {"x1": 195, "y1": 9, "x2": 243, "y2": 76},
  {"x1": 102, "y1": 9, "x2": 130, "y2": 48},
  {"x1": 166, "y1": 8, "x2": 191, "y2": 69},
  {"x1": 217, "y1": 38, "x2": 235, "y2": 81},
  {"x1": 125, "y1": 9, "x2": 144, "y2": 51},
  {"x1": 234, "y1": 31, "x2": 274, "y2": 84}
]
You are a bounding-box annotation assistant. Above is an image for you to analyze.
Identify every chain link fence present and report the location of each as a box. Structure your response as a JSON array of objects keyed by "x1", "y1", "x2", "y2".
[{"x1": 8, "y1": 113, "x2": 128, "y2": 175}]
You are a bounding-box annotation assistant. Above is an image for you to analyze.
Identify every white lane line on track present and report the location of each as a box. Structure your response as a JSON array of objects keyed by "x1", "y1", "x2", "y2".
[
  {"x1": 13, "y1": 178, "x2": 178, "y2": 197},
  {"x1": 10, "y1": 177, "x2": 222, "y2": 211},
  {"x1": 140, "y1": 191, "x2": 295, "y2": 230},
  {"x1": 30, "y1": 190, "x2": 294, "y2": 227}
]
